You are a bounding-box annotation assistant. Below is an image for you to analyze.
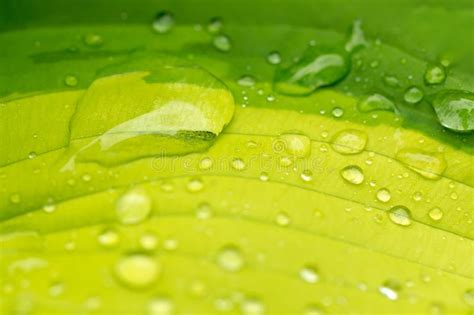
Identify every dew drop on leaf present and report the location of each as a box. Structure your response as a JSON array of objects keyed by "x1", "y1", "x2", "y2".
[
  {"x1": 152, "y1": 11, "x2": 174, "y2": 34},
  {"x1": 241, "y1": 298, "x2": 265, "y2": 315},
  {"x1": 358, "y1": 94, "x2": 396, "y2": 113},
  {"x1": 83, "y1": 33, "x2": 103, "y2": 47},
  {"x1": 140, "y1": 233, "x2": 158, "y2": 251},
  {"x1": 231, "y1": 158, "x2": 246, "y2": 171},
  {"x1": 376, "y1": 188, "x2": 391, "y2": 203},
  {"x1": 64, "y1": 75, "x2": 78, "y2": 87},
  {"x1": 199, "y1": 157, "x2": 213, "y2": 170},
  {"x1": 430, "y1": 90, "x2": 474, "y2": 132},
  {"x1": 9, "y1": 193, "x2": 21, "y2": 204},
  {"x1": 213, "y1": 34, "x2": 232, "y2": 52},
  {"x1": 379, "y1": 280, "x2": 401, "y2": 300},
  {"x1": 331, "y1": 129, "x2": 367, "y2": 155},
  {"x1": 340, "y1": 165, "x2": 364, "y2": 185},
  {"x1": 388, "y1": 205, "x2": 412, "y2": 226},
  {"x1": 424, "y1": 64, "x2": 446, "y2": 85},
  {"x1": 404, "y1": 86, "x2": 424, "y2": 104},
  {"x1": 207, "y1": 17, "x2": 223, "y2": 34},
  {"x1": 187, "y1": 177, "x2": 204, "y2": 193},
  {"x1": 300, "y1": 169, "x2": 313, "y2": 182},
  {"x1": 97, "y1": 229, "x2": 120, "y2": 248},
  {"x1": 238, "y1": 75, "x2": 256, "y2": 87},
  {"x1": 196, "y1": 202, "x2": 213, "y2": 220},
  {"x1": 116, "y1": 188, "x2": 152, "y2": 225},
  {"x1": 331, "y1": 107, "x2": 344, "y2": 118},
  {"x1": 114, "y1": 254, "x2": 159, "y2": 288},
  {"x1": 299, "y1": 265, "x2": 320, "y2": 284},
  {"x1": 267, "y1": 51, "x2": 282, "y2": 65},
  {"x1": 216, "y1": 245, "x2": 244, "y2": 272},
  {"x1": 428, "y1": 207, "x2": 443, "y2": 221},
  {"x1": 275, "y1": 212, "x2": 291, "y2": 226},
  {"x1": 279, "y1": 133, "x2": 311, "y2": 158},
  {"x1": 395, "y1": 148, "x2": 447, "y2": 180},
  {"x1": 148, "y1": 297, "x2": 174, "y2": 315}
]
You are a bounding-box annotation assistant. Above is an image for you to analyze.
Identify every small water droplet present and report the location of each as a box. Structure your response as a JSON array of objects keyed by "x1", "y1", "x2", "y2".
[
  {"x1": 140, "y1": 233, "x2": 158, "y2": 251},
  {"x1": 10, "y1": 194, "x2": 21, "y2": 204},
  {"x1": 428, "y1": 207, "x2": 443, "y2": 221},
  {"x1": 266, "y1": 94, "x2": 275, "y2": 102},
  {"x1": 28, "y1": 151, "x2": 37, "y2": 159},
  {"x1": 388, "y1": 205, "x2": 412, "y2": 226},
  {"x1": 216, "y1": 245, "x2": 244, "y2": 272},
  {"x1": 241, "y1": 298, "x2": 265, "y2": 315},
  {"x1": 196, "y1": 203, "x2": 212, "y2": 220},
  {"x1": 267, "y1": 51, "x2": 282, "y2": 65},
  {"x1": 331, "y1": 107, "x2": 344, "y2": 118},
  {"x1": 300, "y1": 169, "x2": 313, "y2": 182},
  {"x1": 384, "y1": 76, "x2": 400, "y2": 87},
  {"x1": 43, "y1": 202, "x2": 56, "y2": 213},
  {"x1": 152, "y1": 11, "x2": 174, "y2": 34},
  {"x1": 83, "y1": 33, "x2": 103, "y2": 47},
  {"x1": 49, "y1": 282, "x2": 64, "y2": 297},
  {"x1": 115, "y1": 254, "x2": 159, "y2": 288},
  {"x1": 187, "y1": 177, "x2": 204, "y2": 192},
  {"x1": 116, "y1": 188, "x2": 152, "y2": 225},
  {"x1": 396, "y1": 148, "x2": 446, "y2": 180},
  {"x1": 463, "y1": 289, "x2": 474, "y2": 306},
  {"x1": 98, "y1": 229, "x2": 120, "y2": 248},
  {"x1": 238, "y1": 75, "x2": 256, "y2": 87},
  {"x1": 278, "y1": 133, "x2": 311, "y2": 158},
  {"x1": 340, "y1": 165, "x2": 364, "y2": 185},
  {"x1": 275, "y1": 212, "x2": 291, "y2": 226},
  {"x1": 280, "y1": 156, "x2": 293, "y2": 167},
  {"x1": 207, "y1": 17, "x2": 223, "y2": 34},
  {"x1": 148, "y1": 297, "x2": 174, "y2": 315},
  {"x1": 213, "y1": 34, "x2": 231, "y2": 52},
  {"x1": 259, "y1": 172, "x2": 269, "y2": 182},
  {"x1": 376, "y1": 188, "x2": 391, "y2": 203},
  {"x1": 199, "y1": 157, "x2": 213, "y2": 170},
  {"x1": 379, "y1": 280, "x2": 401, "y2": 300},
  {"x1": 304, "y1": 304, "x2": 325, "y2": 315},
  {"x1": 331, "y1": 129, "x2": 367, "y2": 154},
  {"x1": 404, "y1": 86, "x2": 424, "y2": 104},
  {"x1": 231, "y1": 158, "x2": 246, "y2": 171},
  {"x1": 82, "y1": 174, "x2": 92, "y2": 182},
  {"x1": 300, "y1": 265, "x2": 320, "y2": 284},
  {"x1": 424, "y1": 64, "x2": 446, "y2": 85},
  {"x1": 64, "y1": 75, "x2": 78, "y2": 87}
]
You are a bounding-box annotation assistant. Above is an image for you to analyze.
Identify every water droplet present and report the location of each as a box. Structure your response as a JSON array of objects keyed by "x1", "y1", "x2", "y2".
[
  {"x1": 430, "y1": 90, "x2": 474, "y2": 132},
  {"x1": 152, "y1": 11, "x2": 174, "y2": 34},
  {"x1": 213, "y1": 34, "x2": 231, "y2": 52},
  {"x1": 278, "y1": 133, "x2": 311, "y2": 158},
  {"x1": 140, "y1": 233, "x2": 158, "y2": 251},
  {"x1": 187, "y1": 177, "x2": 204, "y2": 192},
  {"x1": 10, "y1": 194, "x2": 21, "y2": 204},
  {"x1": 207, "y1": 17, "x2": 223, "y2": 34},
  {"x1": 412, "y1": 191, "x2": 423, "y2": 202},
  {"x1": 267, "y1": 51, "x2": 282, "y2": 65},
  {"x1": 404, "y1": 86, "x2": 424, "y2": 104},
  {"x1": 428, "y1": 207, "x2": 443, "y2": 221},
  {"x1": 83, "y1": 33, "x2": 103, "y2": 47},
  {"x1": 163, "y1": 239, "x2": 178, "y2": 251},
  {"x1": 64, "y1": 75, "x2": 78, "y2": 87},
  {"x1": 424, "y1": 64, "x2": 446, "y2": 85},
  {"x1": 370, "y1": 60, "x2": 379, "y2": 68},
  {"x1": 340, "y1": 165, "x2": 364, "y2": 185},
  {"x1": 396, "y1": 148, "x2": 446, "y2": 180},
  {"x1": 275, "y1": 212, "x2": 291, "y2": 226},
  {"x1": 199, "y1": 157, "x2": 213, "y2": 170},
  {"x1": 331, "y1": 107, "x2": 344, "y2": 118},
  {"x1": 82, "y1": 173, "x2": 92, "y2": 182},
  {"x1": 98, "y1": 229, "x2": 119, "y2": 248},
  {"x1": 49, "y1": 282, "x2": 64, "y2": 297},
  {"x1": 241, "y1": 298, "x2": 265, "y2": 315},
  {"x1": 376, "y1": 188, "x2": 391, "y2": 203},
  {"x1": 274, "y1": 46, "x2": 350, "y2": 96},
  {"x1": 300, "y1": 169, "x2": 313, "y2": 182},
  {"x1": 196, "y1": 203, "x2": 212, "y2": 220},
  {"x1": 358, "y1": 94, "x2": 396, "y2": 112},
  {"x1": 259, "y1": 172, "x2": 269, "y2": 182},
  {"x1": 384, "y1": 76, "x2": 400, "y2": 87},
  {"x1": 388, "y1": 205, "x2": 412, "y2": 226},
  {"x1": 266, "y1": 94, "x2": 275, "y2": 102},
  {"x1": 300, "y1": 265, "x2": 320, "y2": 284},
  {"x1": 43, "y1": 202, "x2": 56, "y2": 213},
  {"x1": 331, "y1": 129, "x2": 367, "y2": 154},
  {"x1": 28, "y1": 151, "x2": 37, "y2": 159},
  {"x1": 463, "y1": 289, "x2": 474, "y2": 306},
  {"x1": 216, "y1": 245, "x2": 244, "y2": 272},
  {"x1": 379, "y1": 280, "x2": 401, "y2": 300},
  {"x1": 148, "y1": 297, "x2": 174, "y2": 315},
  {"x1": 237, "y1": 75, "x2": 256, "y2": 87},
  {"x1": 115, "y1": 254, "x2": 159, "y2": 288},
  {"x1": 280, "y1": 156, "x2": 293, "y2": 167},
  {"x1": 116, "y1": 188, "x2": 152, "y2": 225},
  {"x1": 231, "y1": 158, "x2": 246, "y2": 171}
]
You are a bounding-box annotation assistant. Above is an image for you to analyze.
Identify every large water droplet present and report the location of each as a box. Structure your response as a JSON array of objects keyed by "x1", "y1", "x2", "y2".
[
  {"x1": 424, "y1": 64, "x2": 446, "y2": 85},
  {"x1": 115, "y1": 254, "x2": 159, "y2": 288},
  {"x1": 340, "y1": 165, "x2": 364, "y2": 185},
  {"x1": 213, "y1": 34, "x2": 232, "y2": 52},
  {"x1": 331, "y1": 129, "x2": 367, "y2": 154},
  {"x1": 388, "y1": 206, "x2": 412, "y2": 226},
  {"x1": 379, "y1": 280, "x2": 401, "y2": 300},
  {"x1": 404, "y1": 86, "x2": 424, "y2": 104},
  {"x1": 395, "y1": 148, "x2": 447, "y2": 180},
  {"x1": 430, "y1": 90, "x2": 474, "y2": 132},
  {"x1": 152, "y1": 11, "x2": 174, "y2": 34},
  {"x1": 358, "y1": 94, "x2": 396, "y2": 113},
  {"x1": 116, "y1": 188, "x2": 152, "y2": 225},
  {"x1": 274, "y1": 46, "x2": 350, "y2": 96},
  {"x1": 216, "y1": 245, "x2": 244, "y2": 272}
]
